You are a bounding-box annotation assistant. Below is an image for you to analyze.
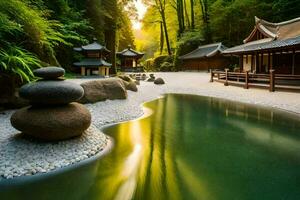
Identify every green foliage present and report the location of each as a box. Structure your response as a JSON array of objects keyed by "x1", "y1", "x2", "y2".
[
  {"x1": 140, "y1": 0, "x2": 299, "y2": 59},
  {"x1": 160, "y1": 62, "x2": 174, "y2": 72},
  {"x1": 173, "y1": 31, "x2": 204, "y2": 69},
  {"x1": 143, "y1": 58, "x2": 155, "y2": 72},
  {"x1": 146, "y1": 55, "x2": 175, "y2": 71},
  {"x1": 0, "y1": 47, "x2": 41, "y2": 82},
  {"x1": 153, "y1": 55, "x2": 169, "y2": 68}
]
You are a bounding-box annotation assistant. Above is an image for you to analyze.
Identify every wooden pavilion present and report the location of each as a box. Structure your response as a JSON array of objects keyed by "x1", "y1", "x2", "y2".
[
  {"x1": 117, "y1": 45, "x2": 144, "y2": 72},
  {"x1": 223, "y1": 16, "x2": 300, "y2": 75},
  {"x1": 179, "y1": 43, "x2": 230, "y2": 71},
  {"x1": 73, "y1": 39, "x2": 111, "y2": 76}
]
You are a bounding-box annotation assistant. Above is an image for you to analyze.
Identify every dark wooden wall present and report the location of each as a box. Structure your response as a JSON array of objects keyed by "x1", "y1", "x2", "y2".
[{"x1": 182, "y1": 56, "x2": 230, "y2": 71}]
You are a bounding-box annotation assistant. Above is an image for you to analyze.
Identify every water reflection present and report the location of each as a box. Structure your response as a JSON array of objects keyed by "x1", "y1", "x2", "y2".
[{"x1": 1, "y1": 94, "x2": 300, "y2": 200}]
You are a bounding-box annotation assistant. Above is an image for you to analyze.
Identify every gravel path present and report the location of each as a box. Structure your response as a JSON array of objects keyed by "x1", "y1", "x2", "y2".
[{"x1": 1, "y1": 72, "x2": 299, "y2": 179}]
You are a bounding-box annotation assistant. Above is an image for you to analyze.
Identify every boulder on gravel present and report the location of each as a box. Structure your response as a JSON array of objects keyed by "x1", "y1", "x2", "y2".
[
  {"x1": 79, "y1": 78, "x2": 127, "y2": 103},
  {"x1": 135, "y1": 80, "x2": 140, "y2": 85},
  {"x1": 118, "y1": 75, "x2": 132, "y2": 82},
  {"x1": 11, "y1": 103, "x2": 91, "y2": 141},
  {"x1": 154, "y1": 78, "x2": 165, "y2": 85},
  {"x1": 147, "y1": 77, "x2": 155, "y2": 82},
  {"x1": 123, "y1": 81, "x2": 138, "y2": 92},
  {"x1": 118, "y1": 75, "x2": 138, "y2": 92}
]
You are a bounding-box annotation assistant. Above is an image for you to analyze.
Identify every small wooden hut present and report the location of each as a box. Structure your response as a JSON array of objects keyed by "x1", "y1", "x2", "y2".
[
  {"x1": 223, "y1": 16, "x2": 300, "y2": 75},
  {"x1": 117, "y1": 45, "x2": 144, "y2": 72},
  {"x1": 179, "y1": 43, "x2": 230, "y2": 71},
  {"x1": 73, "y1": 39, "x2": 111, "y2": 76}
]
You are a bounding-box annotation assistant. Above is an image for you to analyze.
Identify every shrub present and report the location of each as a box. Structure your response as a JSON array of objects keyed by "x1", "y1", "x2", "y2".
[
  {"x1": 143, "y1": 58, "x2": 155, "y2": 72},
  {"x1": 153, "y1": 55, "x2": 168, "y2": 69},
  {"x1": 0, "y1": 46, "x2": 41, "y2": 82},
  {"x1": 160, "y1": 62, "x2": 173, "y2": 72}
]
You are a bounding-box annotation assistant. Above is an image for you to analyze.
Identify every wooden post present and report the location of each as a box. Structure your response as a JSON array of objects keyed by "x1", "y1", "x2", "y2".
[
  {"x1": 239, "y1": 55, "x2": 243, "y2": 71},
  {"x1": 270, "y1": 52, "x2": 273, "y2": 70},
  {"x1": 255, "y1": 52, "x2": 259, "y2": 73},
  {"x1": 260, "y1": 53, "x2": 264, "y2": 73},
  {"x1": 224, "y1": 68, "x2": 229, "y2": 86},
  {"x1": 251, "y1": 54, "x2": 254, "y2": 72},
  {"x1": 268, "y1": 52, "x2": 271, "y2": 72},
  {"x1": 81, "y1": 67, "x2": 85, "y2": 76},
  {"x1": 98, "y1": 67, "x2": 102, "y2": 76},
  {"x1": 292, "y1": 49, "x2": 295, "y2": 75},
  {"x1": 210, "y1": 69, "x2": 214, "y2": 82},
  {"x1": 269, "y1": 69, "x2": 275, "y2": 92},
  {"x1": 244, "y1": 70, "x2": 249, "y2": 89}
]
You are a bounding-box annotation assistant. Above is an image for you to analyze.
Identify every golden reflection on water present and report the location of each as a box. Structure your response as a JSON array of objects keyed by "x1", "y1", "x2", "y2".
[
  {"x1": 1, "y1": 94, "x2": 300, "y2": 200},
  {"x1": 97, "y1": 95, "x2": 300, "y2": 200}
]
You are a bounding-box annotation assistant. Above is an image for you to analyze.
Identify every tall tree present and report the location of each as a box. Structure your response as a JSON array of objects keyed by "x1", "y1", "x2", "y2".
[
  {"x1": 184, "y1": 0, "x2": 190, "y2": 28},
  {"x1": 190, "y1": 0, "x2": 195, "y2": 29},
  {"x1": 153, "y1": 0, "x2": 172, "y2": 55},
  {"x1": 199, "y1": 0, "x2": 212, "y2": 42}
]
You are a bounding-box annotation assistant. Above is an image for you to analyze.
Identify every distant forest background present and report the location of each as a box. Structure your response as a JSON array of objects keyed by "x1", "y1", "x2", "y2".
[{"x1": 0, "y1": 0, "x2": 299, "y2": 81}]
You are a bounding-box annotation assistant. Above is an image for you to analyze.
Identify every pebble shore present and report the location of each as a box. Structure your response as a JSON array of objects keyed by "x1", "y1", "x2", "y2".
[{"x1": 1, "y1": 72, "x2": 300, "y2": 179}]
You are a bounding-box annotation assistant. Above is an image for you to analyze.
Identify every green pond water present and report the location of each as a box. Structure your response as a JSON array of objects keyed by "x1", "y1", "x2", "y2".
[{"x1": 1, "y1": 94, "x2": 300, "y2": 200}]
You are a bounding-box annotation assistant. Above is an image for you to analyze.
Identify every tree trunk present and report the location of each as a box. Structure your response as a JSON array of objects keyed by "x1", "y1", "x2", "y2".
[
  {"x1": 199, "y1": 0, "x2": 212, "y2": 42},
  {"x1": 156, "y1": 0, "x2": 172, "y2": 55},
  {"x1": 105, "y1": 28, "x2": 117, "y2": 75},
  {"x1": 176, "y1": 0, "x2": 185, "y2": 36},
  {"x1": 160, "y1": 22, "x2": 164, "y2": 55},
  {"x1": 184, "y1": 0, "x2": 190, "y2": 28},
  {"x1": 180, "y1": 0, "x2": 185, "y2": 31},
  {"x1": 161, "y1": 12, "x2": 172, "y2": 55},
  {"x1": 190, "y1": 0, "x2": 195, "y2": 29}
]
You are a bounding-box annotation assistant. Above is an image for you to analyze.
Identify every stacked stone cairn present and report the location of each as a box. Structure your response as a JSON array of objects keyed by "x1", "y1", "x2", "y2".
[{"x1": 11, "y1": 67, "x2": 91, "y2": 141}]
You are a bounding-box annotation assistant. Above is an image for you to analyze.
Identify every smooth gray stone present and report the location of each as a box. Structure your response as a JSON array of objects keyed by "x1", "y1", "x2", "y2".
[
  {"x1": 154, "y1": 78, "x2": 165, "y2": 85},
  {"x1": 34, "y1": 67, "x2": 65, "y2": 79},
  {"x1": 19, "y1": 81, "x2": 84, "y2": 105},
  {"x1": 11, "y1": 103, "x2": 91, "y2": 141}
]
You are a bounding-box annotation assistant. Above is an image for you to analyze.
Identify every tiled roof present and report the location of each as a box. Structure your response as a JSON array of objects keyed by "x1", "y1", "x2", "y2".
[
  {"x1": 74, "y1": 40, "x2": 110, "y2": 53},
  {"x1": 117, "y1": 46, "x2": 144, "y2": 58},
  {"x1": 179, "y1": 43, "x2": 227, "y2": 60},
  {"x1": 73, "y1": 58, "x2": 112, "y2": 67},
  {"x1": 244, "y1": 16, "x2": 300, "y2": 43},
  {"x1": 223, "y1": 36, "x2": 300, "y2": 54}
]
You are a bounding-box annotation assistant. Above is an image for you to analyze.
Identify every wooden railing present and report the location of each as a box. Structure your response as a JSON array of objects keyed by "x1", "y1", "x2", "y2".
[{"x1": 210, "y1": 69, "x2": 300, "y2": 92}]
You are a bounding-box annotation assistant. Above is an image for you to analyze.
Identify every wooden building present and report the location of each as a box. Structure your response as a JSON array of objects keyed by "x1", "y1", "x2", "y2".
[
  {"x1": 179, "y1": 43, "x2": 230, "y2": 71},
  {"x1": 223, "y1": 17, "x2": 300, "y2": 75},
  {"x1": 73, "y1": 39, "x2": 111, "y2": 76},
  {"x1": 117, "y1": 45, "x2": 144, "y2": 72}
]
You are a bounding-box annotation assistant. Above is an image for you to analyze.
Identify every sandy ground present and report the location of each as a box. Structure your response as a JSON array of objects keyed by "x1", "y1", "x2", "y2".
[{"x1": 1, "y1": 72, "x2": 299, "y2": 179}]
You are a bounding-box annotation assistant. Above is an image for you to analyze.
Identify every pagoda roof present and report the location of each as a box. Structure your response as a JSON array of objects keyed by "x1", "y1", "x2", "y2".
[
  {"x1": 74, "y1": 39, "x2": 110, "y2": 53},
  {"x1": 179, "y1": 43, "x2": 227, "y2": 60},
  {"x1": 117, "y1": 46, "x2": 144, "y2": 59},
  {"x1": 244, "y1": 16, "x2": 300, "y2": 43},
  {"x1": 223, "y1": 36, "x2": 300, "y2": 54},
  {"x1": 223, "y1": 16, "x2": 300, "y2": 54},
  {"x1": 73, "y1": 58, "x2": 112, "y2": 67}
]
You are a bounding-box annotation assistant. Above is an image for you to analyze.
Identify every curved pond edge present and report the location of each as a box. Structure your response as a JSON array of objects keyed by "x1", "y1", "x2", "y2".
[
  {"x1": 1, "y1": 92, "x2": 299, "y2": 185},
  {"x1": 0, "y1": 138, "x2": 114, "y2": 186}
]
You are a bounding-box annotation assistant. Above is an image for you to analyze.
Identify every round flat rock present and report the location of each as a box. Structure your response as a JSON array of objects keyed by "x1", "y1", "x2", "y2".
[
  {"x1": 34, "y1": 67, "x2": 65, "y2": 79},
  {"x1": 11, "y1": 103, "x2": 91, "y2": 141},
  {"x1": 19, "y1": 81, "x2": 84, "y2": 105}
]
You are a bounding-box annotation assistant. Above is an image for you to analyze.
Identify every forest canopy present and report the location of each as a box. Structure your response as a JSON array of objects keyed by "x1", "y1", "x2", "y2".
[
  {"x1": 0, "y1": 0, "x2": 299, "y2": 77},
  {"x1": 137, "y1": 0, "x2": 300, "y2": 62},
  {"x1": 0, "y1": 0, "x2": 136, "y2": 79}
]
